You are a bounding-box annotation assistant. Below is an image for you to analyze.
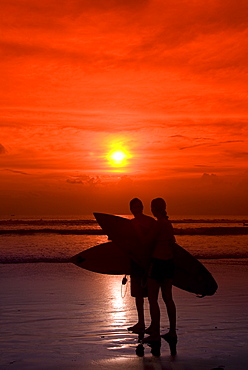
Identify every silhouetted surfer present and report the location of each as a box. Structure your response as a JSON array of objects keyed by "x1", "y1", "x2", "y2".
[
  {"x1": 127, "y1": 198, "x2": 156, "y2": 334},
  {"x1": 143, "y1": 198, "x2": 177, "y2": 355}
]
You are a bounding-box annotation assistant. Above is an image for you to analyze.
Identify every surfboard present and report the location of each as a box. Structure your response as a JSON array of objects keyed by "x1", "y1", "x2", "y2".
[
  {"x1": 70, "y1": 242, "x2": 131, "y2": 275},
  {"x1": 93, "y1": 213, "x2": 218, "y2": 297},
  {"x1": 93, "y1": 212, "x2": 148, "y2": 265}
]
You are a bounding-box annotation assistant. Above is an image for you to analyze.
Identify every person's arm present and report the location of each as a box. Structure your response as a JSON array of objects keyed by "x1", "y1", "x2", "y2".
[{"x1": 166, "y1": 219, "x2": 176, "y2": 245}]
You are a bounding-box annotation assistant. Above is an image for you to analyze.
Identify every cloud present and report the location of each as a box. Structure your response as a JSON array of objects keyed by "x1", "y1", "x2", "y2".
[
  {"x1": 220, "y1": 140, "x2": 244, "y2": 144},
  {"x1": 0, "y1": 144, "x2": 7, "y2": 154},
  {"x1": 200, "y1": 173, "x2": 220, "y2": 185},
  {"x1": 116, "y1": 175, "x2": 133, "y2": 187},
  {"x1": 66, "y1": 175, "x2": 102, "y2": 186},
  {"x1": 225, "y1": 150, "x2": 248, "y2": 159},
  {"x1": 179, "y1": 143, "x2": 211, "y2": 151},
  {"x1": 170, "y1": 135, "x2": 187, "y2": 139},
  {"x1": 66, "y1": 174, "x2": 135, "y2": 191},
  {"x1": 3, "y1": 169, "x2": 29, "y2": 175},
  {"x1": 1, "y1": 0, "x2": 248, "y2": 79}
]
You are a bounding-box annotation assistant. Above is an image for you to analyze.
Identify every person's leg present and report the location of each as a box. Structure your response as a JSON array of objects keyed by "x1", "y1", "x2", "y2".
[
  {"x1": 128, "y1": 276, "x2": 145, "y2": 332},
  {"x1": 136, "y1": 296, "x2": 145, "y2": 325},
  {"x1": 161, "y1": 279, "x2": 176, "y2": 336},
  {"x1": 146, "y1": 278, "x2": 160, "y2": 338},
  {"x1": 160, "y1": 279, "x2": 177, "y2": 354}
]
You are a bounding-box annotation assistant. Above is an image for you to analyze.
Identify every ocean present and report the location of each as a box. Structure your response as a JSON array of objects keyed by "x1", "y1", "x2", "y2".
[{"x1": 1, "y1": 215, "x2": 248, "y2": 264}]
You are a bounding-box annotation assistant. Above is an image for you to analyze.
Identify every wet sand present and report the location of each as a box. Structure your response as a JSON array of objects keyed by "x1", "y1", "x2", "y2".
[{"x1": 1, "y1": 261, "x2": 248, "y2": 370}]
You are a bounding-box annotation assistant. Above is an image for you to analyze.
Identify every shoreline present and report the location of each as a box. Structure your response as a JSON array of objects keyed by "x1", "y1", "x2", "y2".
[
  {"x1": 1, "y1": 261, "x2": 248, "y2": 369},
  {"x1": 1, "y1": 226, "x2": 248, "y2": 235}
]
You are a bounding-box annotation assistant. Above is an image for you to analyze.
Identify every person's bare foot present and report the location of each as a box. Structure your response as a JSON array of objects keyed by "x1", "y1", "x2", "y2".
[
  {"x1": 144, "y1": 325, "x2": 154, "y2": 334},
  {"x1": 142, "y1": 334, "x2": 161, "y2": 343},
  {"x1": 161, "y1": 332, "x2": 177, "y2": 342},
  {"x1": 127, "y1": 323, "x2": 145, "y2": 333},
  {"x1": 161, "y1": 332, "x2": 178, "y2": 356}
]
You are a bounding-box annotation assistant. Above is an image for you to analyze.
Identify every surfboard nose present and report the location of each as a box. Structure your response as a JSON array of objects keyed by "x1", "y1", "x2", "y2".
[{"x1": 206, "y1": 280, "x2": 218, "y2": 296}]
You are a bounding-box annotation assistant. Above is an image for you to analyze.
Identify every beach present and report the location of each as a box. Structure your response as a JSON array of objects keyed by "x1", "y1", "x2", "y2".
[{"x1": 1, "y1": 260, "x2": 248, "y2": 370}]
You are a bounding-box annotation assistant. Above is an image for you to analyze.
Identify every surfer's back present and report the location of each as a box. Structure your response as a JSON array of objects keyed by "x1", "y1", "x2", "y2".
[
  {"x1": 152, "y1": 217, "x2": 175, "y2": 260},
  {"x1": 131, "y1": 214, "x2": 156, "y2": 236}
]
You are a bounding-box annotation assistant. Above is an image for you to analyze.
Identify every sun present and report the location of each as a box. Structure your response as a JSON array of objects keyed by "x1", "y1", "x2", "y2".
[
  {"x1": 107, "y1": 148, "x2": 129, "y2": 168},
  {"x1": 110, "y1": 150, "x2": 126, "y2": 163}
]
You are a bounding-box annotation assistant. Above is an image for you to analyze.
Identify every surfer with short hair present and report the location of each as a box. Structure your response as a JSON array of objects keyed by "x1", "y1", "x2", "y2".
[
  {"x1": 127, "y1": 198, "x2": 156, "y2": 334},
  {"x1": 143, "y1": 197, "x2": 177, "y2": 354}
]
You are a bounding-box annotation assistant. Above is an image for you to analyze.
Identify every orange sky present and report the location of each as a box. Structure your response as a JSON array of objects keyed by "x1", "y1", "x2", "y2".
[{"x1": 1, "y1": 0, "x2": 248, "y2": 216}]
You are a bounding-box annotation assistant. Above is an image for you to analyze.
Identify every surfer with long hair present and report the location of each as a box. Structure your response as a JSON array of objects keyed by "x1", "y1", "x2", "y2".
[{"x1": 144, "y1": 197, "x2": 177, "y2": 354}]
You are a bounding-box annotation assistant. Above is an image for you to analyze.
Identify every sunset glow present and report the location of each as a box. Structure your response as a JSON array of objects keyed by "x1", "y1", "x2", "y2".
[
  {"x1": 108, "y1": 150, "x2": 128, "y2": 167},
  {"x1": 1, "y1": 0, "x2": 248, "y2": 216}
]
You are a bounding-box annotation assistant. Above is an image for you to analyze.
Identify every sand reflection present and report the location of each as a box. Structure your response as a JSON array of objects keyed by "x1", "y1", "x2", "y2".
[{"x1": 107, "y1": 277, "x2": 130, "y2": 328}]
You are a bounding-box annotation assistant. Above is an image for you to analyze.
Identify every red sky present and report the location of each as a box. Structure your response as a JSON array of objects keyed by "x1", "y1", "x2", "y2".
[{"x1": 1, "y1": 0, "x2": 248, "y2": 216}]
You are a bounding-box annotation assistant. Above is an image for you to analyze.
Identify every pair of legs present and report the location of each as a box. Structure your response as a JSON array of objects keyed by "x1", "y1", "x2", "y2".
[{"x1": 147, "y1": 277, "x2": 176, "y2": 340}]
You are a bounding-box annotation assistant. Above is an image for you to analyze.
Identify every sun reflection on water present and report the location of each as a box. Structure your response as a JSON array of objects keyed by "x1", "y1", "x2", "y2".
[{"x1": 107, "y1": 278, "x2": 130, "y2": 328}]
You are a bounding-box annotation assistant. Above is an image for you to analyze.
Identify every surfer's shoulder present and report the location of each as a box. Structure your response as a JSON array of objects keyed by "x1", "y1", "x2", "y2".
[
  {"x1": 143, "y1": 214, "x2": 156, "y2": 221},
  {"x1": 142, "y1": 214, "x2": 156, "y2": 228},
  {"x1": 157, "y1": 217, "x2": 174, "y2": 232}
]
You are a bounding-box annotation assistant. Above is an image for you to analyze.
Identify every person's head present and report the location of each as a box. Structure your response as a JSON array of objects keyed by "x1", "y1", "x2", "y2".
[
  {"x1": 151, "y1": 197, "x2": 167, "y2": 218},
  {"x1": 130, "y1": 198, "x2": 143, "y2": 217}
]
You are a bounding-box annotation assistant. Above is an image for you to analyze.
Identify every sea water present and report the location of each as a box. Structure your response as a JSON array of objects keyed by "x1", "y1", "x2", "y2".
[{"x1": 0, "y1": 215, "x2": 248, "y2": 264}]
